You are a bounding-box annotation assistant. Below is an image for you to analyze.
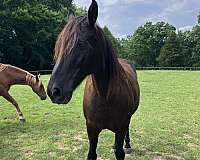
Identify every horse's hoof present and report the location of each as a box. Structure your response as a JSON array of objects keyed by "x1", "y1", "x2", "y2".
[
  {"x1": 19, "y1": 118, "x2": 26, "y2": 123},
  {"x1": 111, "y1": 148, "x2": 116, "y2": 153},
  {"x1": 111, "y1": 145, "x2": 116, "y2": 153},
  {"x1": 124, "y1": 147, "x2": 133, "y2": 154}
]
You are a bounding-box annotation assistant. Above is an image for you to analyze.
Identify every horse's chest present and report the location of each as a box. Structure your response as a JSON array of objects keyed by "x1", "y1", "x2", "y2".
[
  {"x1": 83, "y1": 76, "x2": 138, "y2": 130},
  {"x1": 84, "y1": 98, "x2": 132, "y2": 130}
]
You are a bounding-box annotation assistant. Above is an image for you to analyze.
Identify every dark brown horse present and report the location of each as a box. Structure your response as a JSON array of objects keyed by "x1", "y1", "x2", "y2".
[
  {"x1": 0, "y1": 63, "x2": 47, "y2": 122},
  {"x1": 47, "y1": 0, "x2": 140, "y2": 159}
]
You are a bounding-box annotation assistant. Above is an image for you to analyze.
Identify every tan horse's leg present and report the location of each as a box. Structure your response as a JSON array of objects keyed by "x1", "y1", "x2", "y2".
[{"x1": 2, "y1": 89, "x2": 25, "y2": 122}]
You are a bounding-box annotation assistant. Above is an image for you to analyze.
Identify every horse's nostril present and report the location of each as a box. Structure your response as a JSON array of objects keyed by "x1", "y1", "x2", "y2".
[{"x1": 52, "y1": 87, "x2": 62, "y2": 98}]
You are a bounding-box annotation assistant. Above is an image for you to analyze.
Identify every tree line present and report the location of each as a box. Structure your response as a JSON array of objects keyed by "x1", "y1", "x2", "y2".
[
  {"x1": 0, "y1": 0, "x2": 200, "y2": 70},
  {"x1": 0, "y1": 0, "x2": 85, "y2": 70},
  {"x1": 107, "y1": 15, "x2": 200, "y2": 67}
]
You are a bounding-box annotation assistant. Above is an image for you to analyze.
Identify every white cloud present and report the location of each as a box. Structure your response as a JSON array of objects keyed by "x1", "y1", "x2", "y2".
[
  {"x1": 73, "y1": 0, "x2": 90, "y2": 8},
  {"x1": 178, "y1": 25, "x2": 193, "y2": 32},
  {"x1": 138, "y1": 0, "x2": 191, "y2": 25},
  {"x1": 73, "y1": 0, "x2": 200, "y2": 37},
  {"x1": 103, "y1": 0, "x2": 147, "y2": 5},
  {"x1": 117, "y1": 34, "x2": 128, "y2": 39},
  {"x1": 102, "y1": 0, "x2": 119, "y2": 6},
  {"x1": 123, "y1": 0, "x2": 146, "y2": 4},
  {"x1": 164, "y1": 0, "x2": 187, "y2": 13}
]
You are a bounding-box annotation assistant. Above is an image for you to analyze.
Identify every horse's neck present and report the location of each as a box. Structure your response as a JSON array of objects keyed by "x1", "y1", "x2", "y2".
[
  {"x1": 7, "y1": 65, "x2": 34, "y2": 87},
  {"x1": 92, "y1": 70, "x2": 110, "y2": 98},
  {"x1": 25, "y1": 74, "x2": 36, "y2": 88},
  {"x1": 92, "y1": 39, "x2": 120, "y2": 98}
]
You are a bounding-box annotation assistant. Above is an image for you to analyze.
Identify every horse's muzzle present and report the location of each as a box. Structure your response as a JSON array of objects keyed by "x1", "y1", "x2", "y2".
[
  {"x1": 41, "y1": 96, "x2": 47, "y2": 100},
  {"x1": 47, "y1": 85, "x2": 72, "y2": 105}
]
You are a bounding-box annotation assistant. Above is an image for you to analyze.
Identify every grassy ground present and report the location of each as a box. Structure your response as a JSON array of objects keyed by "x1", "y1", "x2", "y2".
[{"x1": 0, "y1": 71, "x2": 200, "y2": 160}]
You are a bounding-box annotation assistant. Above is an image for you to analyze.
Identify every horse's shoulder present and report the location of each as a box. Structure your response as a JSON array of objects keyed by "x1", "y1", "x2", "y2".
[
  {"x1": 118, "y1": 58, "x2": 137, "y2": 78},
  {"x1": 85, "y1": 76, "x2": 92, "y2": 85},
  {"x1": 117, "y1": 58, "x2": 140, "y2": 103},
  {"x1": 84, "y1": 76, "x2": 94, "y2": 92}
]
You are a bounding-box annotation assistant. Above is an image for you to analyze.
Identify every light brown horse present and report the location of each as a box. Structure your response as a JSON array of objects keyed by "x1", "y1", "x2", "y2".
[
  {"x1": 47, "y1": 0, "x2": 140, "y2": 159},
  {"x1": 0, "y1": 63, "x2": 47, "y2": 122}
]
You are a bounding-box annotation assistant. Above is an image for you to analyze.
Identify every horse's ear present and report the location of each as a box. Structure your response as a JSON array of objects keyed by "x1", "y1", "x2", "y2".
[
  {"x1": 88, "y1": 0, "x2": 98, "y2": 27},
  {"x1": 36, "y1": 74, "x2": 40, "y2": 81}
]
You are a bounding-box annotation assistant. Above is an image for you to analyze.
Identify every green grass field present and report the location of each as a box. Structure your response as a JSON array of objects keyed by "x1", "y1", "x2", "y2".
[{"x1": 0, "y1": 71, "x2": 200, "y2": 160}]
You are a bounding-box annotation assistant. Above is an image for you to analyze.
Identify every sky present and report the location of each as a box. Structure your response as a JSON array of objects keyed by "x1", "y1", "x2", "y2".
[{"x1": 73, "y1": 0, "x2": 200, "y2": 38}]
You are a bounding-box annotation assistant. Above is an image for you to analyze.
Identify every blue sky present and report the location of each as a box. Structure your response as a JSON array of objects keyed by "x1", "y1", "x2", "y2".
[{"x1": 73, "y1": 0, "x2": 200, "y2": 38}]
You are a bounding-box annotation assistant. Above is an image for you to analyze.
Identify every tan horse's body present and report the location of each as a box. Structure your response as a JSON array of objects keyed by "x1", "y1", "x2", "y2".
[{"x1": 0, "y1": 63, "x2": 47, "y2": 122}]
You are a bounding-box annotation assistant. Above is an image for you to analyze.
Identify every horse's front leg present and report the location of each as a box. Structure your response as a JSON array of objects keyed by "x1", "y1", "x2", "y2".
[
  {"x1": 2, "y1": 90, "x2": 25, "y2": 122},
  {"x1": 86, "y1": 124, "x2": 101, "y2": 160},
  {"x1": 114, "y1": 131, "x2": 126, "y2": 160}
]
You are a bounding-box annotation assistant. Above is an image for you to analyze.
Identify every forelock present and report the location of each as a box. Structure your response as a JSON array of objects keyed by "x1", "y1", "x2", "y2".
[{"x1": 54, "y1": 16, "x2": 87, "y2": 61}]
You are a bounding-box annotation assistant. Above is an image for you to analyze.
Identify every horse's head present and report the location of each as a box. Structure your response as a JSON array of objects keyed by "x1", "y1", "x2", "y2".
[
  {"x1": 32, "y1": 75, "x2": 47, "y2": 100},
  {"x1": 47, "y1": 0, "x2": 103, "y2": 104}
]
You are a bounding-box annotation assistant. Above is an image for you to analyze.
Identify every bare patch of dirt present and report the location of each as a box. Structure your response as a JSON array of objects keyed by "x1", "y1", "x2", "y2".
[
  {"x1": 55, "y1": 142, "x2": 69, "y2": 150},
  {"x1": 183, "y1": 134, "x2": 193, "y2": 139},
  {"x1": 48, "y1": 151, "x2": 56, "y2": 157},
  {"x1": 153, "y1": 156, "x2": 163, "y2": 160},
  {"x1": 73, "y1": 133, "x2": 87, "y2": 142},
  {"x1": 188, "y1": 143, "x2": 199, "y2": 149},
  {"x1": 24, "y1": 150, "x2": 34, "y2": 158},
  {"x1": 72, "y1": 145, "x2": 83, "y2": 152}
]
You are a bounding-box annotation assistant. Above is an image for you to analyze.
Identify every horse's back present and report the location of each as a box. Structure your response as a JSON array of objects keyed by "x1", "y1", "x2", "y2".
[{"x1": 118, "y1": 58, "x2": 136, "y2": 75}]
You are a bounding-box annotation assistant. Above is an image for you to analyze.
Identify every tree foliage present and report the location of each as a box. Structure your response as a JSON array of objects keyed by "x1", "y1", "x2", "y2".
[
  {"x1": 113, "y1": 15, "x2": 200, "y2": 68},
  {"x1": 121, "y1": 22, "x2": 176, "y2": 67},
  {"x1": 103, "y1": 26, "x2": 121, "y2": 54},
  {"x1": 0, "y1": 2, "x2": 200, "y2": 69},
  {"x1": 177, "y1": 31, "x2": 193, "y2": 67},
  {"x1": 0, "y1": 0, "x2": 73, "y2": 70},
  {"x1": 190, "y1": 25, "x2": 200, "y2": 66},
  {"x1": 158, "y1": 32, "x2": 181, "y2": 67}
]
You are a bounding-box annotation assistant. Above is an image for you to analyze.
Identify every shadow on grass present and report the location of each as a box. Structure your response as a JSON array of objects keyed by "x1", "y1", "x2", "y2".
[
  {"x1": 128, "y1": 148, "x2": 185, "y2": 160},
  {"x1": 0, "y1": 117, "x2": 84, "y2": 136}
]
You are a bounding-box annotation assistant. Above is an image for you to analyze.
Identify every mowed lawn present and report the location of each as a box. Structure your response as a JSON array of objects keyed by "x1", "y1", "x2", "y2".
[{"x1": 0, "y1": 71, "x2": 200, "y2": 160}]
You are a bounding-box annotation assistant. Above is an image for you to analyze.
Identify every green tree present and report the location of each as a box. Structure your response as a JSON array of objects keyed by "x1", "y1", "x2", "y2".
[
  {"x1": 0, "y1": 0, "x2": 74, "y2": 70},
  {"x1": 103, "y1": 26, "x2": 121, "y2": 54},
  {"x1": 128, "y1": 22, "x2": 176, "y2": 67},
  {"x1": 75, "y1": 7, "x2": 87, "y2": 16},
  {"x1": 158, "y1": 32, "x2": 181, "y2": 67},
  {"x1": 118, "y1": 36, "x2": 134, "y2": 60},
  {"x1": 177, "y1": 31, "x2": 193, "y2": 66},
  {"x1": 190, "y1": 25, "x2": 200, "y2": 66}
]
